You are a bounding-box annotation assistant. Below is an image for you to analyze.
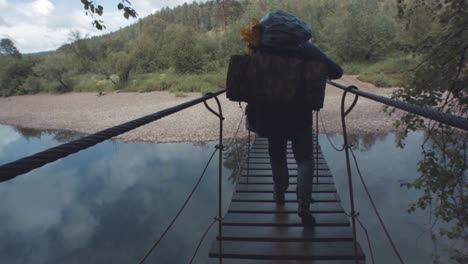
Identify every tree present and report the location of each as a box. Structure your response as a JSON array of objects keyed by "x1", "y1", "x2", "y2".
[
  {"x1": 0, "y1": 38, "x2": 21, "y2": 58},
  {"x1": 34, "y1": 54, "x2": 73, "y2": 93},
  {"x1": 162, "y1": 25, "x2": 205, "y2": 74},
  {"x1": 0, "y1": 58, "x2": 34, "y2": 96},
  {"x1": 321, "y1": 0, "x2": 396, "y2": 61},
  {"x1": 388, "y1": 0, "x2": 468, "y2": 262},
  {"x1": 108, "y1": 51, "x2": 133, "y2": 84},
  {"x1": 67, "y1": 30, "x2": 98, "y2": 73}
]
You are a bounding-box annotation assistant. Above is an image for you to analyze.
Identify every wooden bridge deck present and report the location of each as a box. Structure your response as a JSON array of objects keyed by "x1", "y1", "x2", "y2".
[{"x1": 209, "y1": 136, "x2": 366, "y2": 263}]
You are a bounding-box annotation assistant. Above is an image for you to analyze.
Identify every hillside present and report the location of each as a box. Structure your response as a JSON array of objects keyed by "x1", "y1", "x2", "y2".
[{"x1": 0, "y1": 0, "x2": 417, "y2": 96}]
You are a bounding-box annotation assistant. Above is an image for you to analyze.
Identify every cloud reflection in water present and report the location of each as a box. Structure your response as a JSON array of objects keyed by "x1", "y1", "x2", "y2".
[{"x1": 0, "y1": 124, "x2": 235, "y2": 264}]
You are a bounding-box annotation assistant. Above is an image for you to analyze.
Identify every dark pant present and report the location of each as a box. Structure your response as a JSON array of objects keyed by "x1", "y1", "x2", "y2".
[{"x1": 268, "y1": 126, "x2": 314, "y2": 204}]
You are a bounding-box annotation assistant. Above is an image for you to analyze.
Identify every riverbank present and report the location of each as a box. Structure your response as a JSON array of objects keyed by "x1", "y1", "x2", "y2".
[{"x1": 0, "y1": 76, "x2": 403, "y2": 143}]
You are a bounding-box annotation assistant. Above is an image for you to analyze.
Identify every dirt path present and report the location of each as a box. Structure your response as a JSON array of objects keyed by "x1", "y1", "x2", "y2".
[{"x1": 0, "y1": 76, "x2": 403, "y2": 143}]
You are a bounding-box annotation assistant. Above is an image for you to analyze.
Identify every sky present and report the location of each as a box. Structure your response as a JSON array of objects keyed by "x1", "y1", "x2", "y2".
[{"x1": 0, "y1": 0, "x2": 196, "y2": 53}]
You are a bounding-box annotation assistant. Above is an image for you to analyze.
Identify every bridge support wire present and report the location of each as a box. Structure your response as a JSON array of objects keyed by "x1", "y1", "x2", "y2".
[
  {"x1": 203, "y1": 93, "x2": 224, "y2": 264},
  {"x1": 315, "y1": 111, "x2": 319, "y2": 186},
  {"x1": 338, "y1": 85, "x2": 405, "y2": 264},
  {"x1": 340, "y1": 85, "x2": 361, "y2": 264},
  {"x1": 138, "y1": 148, "x2": 219, "y2": 264},
  {"x1": 350, "y1": 147, "x2": 405, "y2": 264},
  {"x1": 247, "y1": 130, "x2": 251, "y2": 184}
]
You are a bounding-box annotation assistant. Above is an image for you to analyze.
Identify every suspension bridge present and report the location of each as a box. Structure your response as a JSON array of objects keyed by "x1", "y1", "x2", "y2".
[{"x1": 0, "y1": 81, "x2": 467, "y2": 264}]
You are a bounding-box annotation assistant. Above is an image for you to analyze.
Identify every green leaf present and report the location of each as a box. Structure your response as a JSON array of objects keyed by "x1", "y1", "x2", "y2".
[
  {"x1": 96, "y1": 5, "x2": 103, "y2": 16},
  {"x1": 92, "y1": 20, "x2": 105, "y2": 30},
  {"x1": 124, "y1": 12, "x2": 129, "y2": 19}
]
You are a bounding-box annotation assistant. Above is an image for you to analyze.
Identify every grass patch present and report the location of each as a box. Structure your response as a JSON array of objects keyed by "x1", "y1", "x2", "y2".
[
  {"x1": 342, "y1": 55, "x2": 415, "y2": 87},
  {"x1": 124, "y1": 68, "x2": 226, "y2": 94},
  {"x1": 48, "y1": 56, "x2": 413, "y2": 94},
  {"x1": 71, "y1": 74, "x2": 118, "y2": 92}
]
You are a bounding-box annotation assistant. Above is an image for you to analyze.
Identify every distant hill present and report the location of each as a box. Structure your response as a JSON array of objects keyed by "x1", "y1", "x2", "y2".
[{"x1": 0, "y1": 0, "x2": 409, "y2": 96}]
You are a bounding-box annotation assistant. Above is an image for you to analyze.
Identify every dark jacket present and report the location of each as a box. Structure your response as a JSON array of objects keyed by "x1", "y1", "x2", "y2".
[{"x1": 246, "y1": 41, "x2": 343, "y2": 138}]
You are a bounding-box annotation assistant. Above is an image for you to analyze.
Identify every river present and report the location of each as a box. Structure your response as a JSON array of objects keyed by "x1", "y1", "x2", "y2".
[{"x1": 0, "y1": 124, "x2": 454, "y2": 263}]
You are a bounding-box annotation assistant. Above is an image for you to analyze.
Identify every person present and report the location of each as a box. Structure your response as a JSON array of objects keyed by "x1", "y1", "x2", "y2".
[{"x1": 245, "y1": 11, "x2": 343, "y2": 227}]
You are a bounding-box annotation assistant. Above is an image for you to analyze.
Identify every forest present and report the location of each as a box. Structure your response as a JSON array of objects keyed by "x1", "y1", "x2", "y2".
[{"x1": 1, "y1": 0, "x2": 423, "y2": 96}]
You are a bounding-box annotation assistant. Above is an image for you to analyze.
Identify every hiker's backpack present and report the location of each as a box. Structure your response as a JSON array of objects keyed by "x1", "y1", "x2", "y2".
[{"x1": 226, "y1": 52, "x2": 327, "y2": 110}]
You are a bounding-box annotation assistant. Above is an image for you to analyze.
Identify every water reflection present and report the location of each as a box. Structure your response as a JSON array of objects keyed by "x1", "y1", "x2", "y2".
[
  {"x1": 0, "y1": 124, "x2": 238, "y2": 264},
  {"x1": 323, "y1": 131, "x2": 391, "y2": 152},
  {"x1": 0, "y1": 125, "x2": 20, "y2": 159},
  {"x1": 319, "y1": 131, "x2": 453, "y2": 264},
  {"x1": 14, "y1": 126, "x2": 85, "y2": 143},
  {"x1": 223, "y1": 137, "x2": 250, "y2": 184},
  {"x1": 0, "y1": 124, "x2": 456, "y2": 264}
]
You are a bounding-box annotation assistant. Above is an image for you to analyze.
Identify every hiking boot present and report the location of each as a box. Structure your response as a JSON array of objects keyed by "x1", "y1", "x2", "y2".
[
  {"x1": 273, "y1": 192, "x2": 285, "y2": 205},
  {"x1": 300, "y1": 214, "x2": 316, "y2": 227},
  {"x1": 298, "y1": 202, "x2": 316, "y2": 227}
]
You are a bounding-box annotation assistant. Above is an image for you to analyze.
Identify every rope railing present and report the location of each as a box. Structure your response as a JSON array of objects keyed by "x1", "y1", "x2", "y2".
[
  {"x1": 327, "y1": 81, "x2": 468, "y2": 131},
  {"x1": 0, "y1": 89, "x2": 225, "y2": 182}
]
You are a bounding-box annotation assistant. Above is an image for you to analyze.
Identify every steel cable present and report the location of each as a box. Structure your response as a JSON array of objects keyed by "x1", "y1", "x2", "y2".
[
  {"x1": 189, "y1": 120, "x2": 251, "y2": 264},
  {"x1": 318, "y1": 113, "x2": 345, "y2": 152},
  {"x1": 328, "y1": 81, "x2": 468, "y2": 131},
  {"x1": 349, "y1": 147, "x2": 405, "y2": 264},
  {"x1": 223, "y1": 102, "x2": 245, "y2": 152},
  {"x1": 138, "y1": 148, "x2": 219, "y2": 264},
  {"x1": 344, "y1": 211, "x2": 376, "y2": 264},
  {"x1": 0, "y1": 90, "x2": 226, "y2": 182},
  {"x1": 189, "y1": 219, "x2": 217, "y2": 264},
  {"x1": 355, "y1": 216, "x2": 376, "y2": 264}
]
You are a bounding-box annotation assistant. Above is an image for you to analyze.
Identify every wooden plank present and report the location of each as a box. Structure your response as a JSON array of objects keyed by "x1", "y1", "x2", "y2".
[
  {"x1": 238, "y1": 176, "x2": 334, "y2": 184},
  {"x1": 249, "y1": 153, "x2": 325, "y2": 159},
  {"x1": 228, "y1": 202, "x2": 344, "y2": 214},
  {"x1": 251, "y1": 146, "x2": 321, "y2": 150},
  {"x1": 241, "y1": 171, "x2": 332, "y2": 177},
  {"x1": 250, "y1": 146, "x2": 320, "y2": 150},
  {"x1": 244, "y1": 163, "x2": 329, "y2": 170},
  {"x1": 209, "y1": 241, "x2": 365, "y2": 260},
  {"x1": 247, "y1": 158, "x2": 326, "y2": 164},
  {"x1": 232, "y1": 192, "x2": 340, "y2": 203},
  {"x1": 219, "y1": 259, "x2": 364, "y2": 264},
  {"x1": 223, "y1": 213, "x2": 349, "y2": 227},
  {"x1": 251, "y1": 144, "x2": 320, "y2": 147},
  {"x1": 255, "y1": 137, "x2": 317, "y2": 143},
  {"x1": 249, "y1": 150, "x2": 322, "y2": 154},
  {"x1": 250, "y1": 146, "x2": 321, "y2": 150},
  {"x1": 219, "y1": 226, "x2": 353, "y2": 242},
  {"x1": 241, "y1": 174, "x2": 332, "y2": 178},
  {"x1": 242, "y1": 170, "x2": 330, "y2": 177},
  {"x1": 238, "y1": 182, "x2": 334, "y2": 186},
  {"x1": 254, "y1": 137, "x2": 316, "y2": 143},
  {"x1": 236, "y1": 184, "x2": 336, "y2": 193}
]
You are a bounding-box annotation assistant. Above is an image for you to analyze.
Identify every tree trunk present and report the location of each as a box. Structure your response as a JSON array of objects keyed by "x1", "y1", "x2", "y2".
[{"x1": 58, "y1": 79, "x2": 69, "y2": 92}]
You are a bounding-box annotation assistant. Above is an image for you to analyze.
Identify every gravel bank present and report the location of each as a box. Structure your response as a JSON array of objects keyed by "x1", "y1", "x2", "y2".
[{"x1": 0, "y1": 76, "x2": 403, "y2": 143}]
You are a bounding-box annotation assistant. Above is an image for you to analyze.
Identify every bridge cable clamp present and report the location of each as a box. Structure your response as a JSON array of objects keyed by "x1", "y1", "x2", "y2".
[
  {"x1": 350, "y1": 211, "x2": 360, "y2": 218},
  {"x1": 343, "y1": 143, "x2": 354, "y2": 149},
  {"x1": 215, "y1": 144, "x2": 225, "y2": 151}
]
